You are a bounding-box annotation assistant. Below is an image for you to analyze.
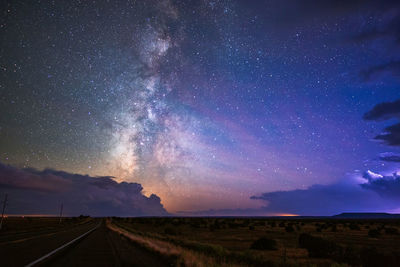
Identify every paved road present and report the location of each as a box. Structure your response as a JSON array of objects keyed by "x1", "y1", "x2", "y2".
[
  {"x1": 42, "y1": 221, "x2": 171, "y2": 267},
  {"x1": 0, "y1": 220, "x2": 95, "y2": 245},
  {"x1": 0, "y1": 219, "x2": 99, "y2": 266}
]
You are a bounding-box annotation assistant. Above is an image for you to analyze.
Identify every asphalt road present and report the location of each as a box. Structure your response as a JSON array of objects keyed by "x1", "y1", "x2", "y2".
[
  {"x1": 0, "y1": 219, "x2": 99, "y2": 266},
  {"x1": 42, "y1": 221, "x2": 171, "y2": 267},
  {"x1": 0, "y1": 219, "x2": 171, "y2": 266},
  {"x1": 0, "y1": 220, "x2": 95, "y2": 245}
]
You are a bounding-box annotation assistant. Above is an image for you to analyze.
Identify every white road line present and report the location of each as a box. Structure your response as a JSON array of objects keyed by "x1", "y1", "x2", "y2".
[{"x1": 25, "y1": 223, "x2": 100, "y2": 267}]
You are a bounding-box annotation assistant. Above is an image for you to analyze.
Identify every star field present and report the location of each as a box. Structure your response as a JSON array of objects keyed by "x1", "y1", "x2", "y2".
[{"x1": 1, "y1": 0, "x2": 400, "y2": 213}]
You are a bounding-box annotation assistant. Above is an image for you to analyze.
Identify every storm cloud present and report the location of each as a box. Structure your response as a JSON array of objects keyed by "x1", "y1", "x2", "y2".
[
  {"x1": 373, "y1": 123, "x2": 400, "y2": 146},
  {"x1": 361, "y1": 171, "x2": 400, "y2": 200},
  {"x1": 184, "y1": 170, "x2": 400, "y2": 216},
  {"x1": 379, "y1": 152, "x2": 400, "y2": 162},
  {"x1": 249, "y1": 177, "x2": 398, "y2": 216},
  {"x1": 364, "y1": 99, "x2": 400, "y2": 146},
  {"x1": 0, "y1": 162, "x2": 168, "y2": 216},
  {"x1": 363, "y1": 99, "x2": 400, "y2": 121}
]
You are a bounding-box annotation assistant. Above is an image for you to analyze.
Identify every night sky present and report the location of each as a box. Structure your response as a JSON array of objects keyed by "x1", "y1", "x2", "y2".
[{"x1": 1, "y1": 0, "x2": 400, "y2": 216}]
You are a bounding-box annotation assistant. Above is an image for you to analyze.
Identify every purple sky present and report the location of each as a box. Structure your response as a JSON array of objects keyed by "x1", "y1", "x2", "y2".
[{"x1": 1, "y1": 0, "x2": 400, "y2": 216}]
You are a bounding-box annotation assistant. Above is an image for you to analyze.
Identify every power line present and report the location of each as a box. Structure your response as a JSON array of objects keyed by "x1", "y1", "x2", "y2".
[{"x1": 0, "y1": 194, "x2": 8, "y2": 230}]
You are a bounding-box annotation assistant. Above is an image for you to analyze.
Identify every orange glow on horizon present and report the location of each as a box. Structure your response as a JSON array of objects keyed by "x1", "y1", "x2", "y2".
[{"x1": 273, "y1": 213, "x2": 299, "y2": 217}]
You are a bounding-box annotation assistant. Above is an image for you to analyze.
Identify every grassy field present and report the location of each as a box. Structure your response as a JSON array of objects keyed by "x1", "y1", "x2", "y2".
[{"x1": 110, "y1": 217, "x2": 400, "y2": 266}]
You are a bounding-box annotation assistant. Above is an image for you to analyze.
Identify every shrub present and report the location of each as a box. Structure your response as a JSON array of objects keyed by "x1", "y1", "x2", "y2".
[
  {"x1": 359, "y1": 247, "x2": 400, "y2": 267},
  {"x1": 349, "y1": 223, "x2": 360, "y2": 230},
  {"x1": 228, "y1": 222, "x2": 238, "y2": 229},
  {"x1": 250, "y1": 237, "x2": 277, "y2": 250},
  {"x1": 368, "y1": 229, "x2": 380, "y2": 238},
  {"x1": 340, "y1": 245, "x2": 360, "y2": 266},
  {"x1": 384, "y1": 227, "x2": 398, "y2": 235},
  {"x1": 164, "y1": 226, "x2": 178, "y2": 235},
  {"x1": 285, "y1": 225, "x2": 295, "y2": 233},
  {"x1": 254, "y1": 221, "x2": 264, "y2": 226},
  {"x1": 299, "y1": 233, "x2": 342, "y2": 258}
]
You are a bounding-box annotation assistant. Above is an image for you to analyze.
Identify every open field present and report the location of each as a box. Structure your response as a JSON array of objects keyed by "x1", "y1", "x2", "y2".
[
  {"x1": 111, "y1": 217, "x2": 400, "y2": 266},
  {"x1": 1, "y1": 216, "x2": 399, "y2": 266}
]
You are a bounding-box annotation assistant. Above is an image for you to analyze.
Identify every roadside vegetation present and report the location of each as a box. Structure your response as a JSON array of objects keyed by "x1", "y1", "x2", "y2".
[{"x1": 108, "y1": 217, "x2": 400, "y2": 266}]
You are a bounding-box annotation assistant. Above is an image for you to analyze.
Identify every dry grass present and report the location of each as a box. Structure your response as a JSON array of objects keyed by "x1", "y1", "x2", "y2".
[
  {"x1": 109, "y1": 217, "x2": 400, "y2": 266},
  {"x1": 106, "y1": 219, "x2": 241, "y2": 267}
]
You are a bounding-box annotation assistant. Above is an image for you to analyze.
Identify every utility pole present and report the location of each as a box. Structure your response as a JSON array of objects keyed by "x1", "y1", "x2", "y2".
[
  {"x1": 0, "y1": 194, "x2": 8, "y2": 230},
  {"x1": 59, "y1": 203, "x2": 63, "y2": 224}
]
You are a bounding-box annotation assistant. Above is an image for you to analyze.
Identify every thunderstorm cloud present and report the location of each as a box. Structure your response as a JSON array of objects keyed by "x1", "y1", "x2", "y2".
[
  {"x1": 364, "y1": 99, "x2": 400, "y2": 146},
  {"x1": 0, "y1": 162, "x2": 168, "y2": 216}
]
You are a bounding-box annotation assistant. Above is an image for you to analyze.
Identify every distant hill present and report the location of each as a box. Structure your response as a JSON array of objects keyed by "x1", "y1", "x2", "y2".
[{"x1": 333, "y1": 213, "x2": 400, "y2": 219}]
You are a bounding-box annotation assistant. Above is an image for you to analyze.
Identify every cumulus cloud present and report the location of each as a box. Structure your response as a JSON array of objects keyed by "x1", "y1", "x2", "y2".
[
  {"x1": 0, "y1": 162, "x2": 168, "y2": 216},
  {"x1": 373, "y1": 123, "x2": 400, "y2": 146},
  {"x1": 363, "y1": 99, "x2": 400, "y2": 121},
  {"x1": 351, "y1": 1, "x2": 400, "y2": 82},
  {"x1": 361, "y1": 171, "x2": 400, "y2": 200},
  {"x1": 379, "y1": 152, "x2": 400, "y2": 162},
  {"x1": 364, "y1": 99, "x2": 400, "y2": 146}
]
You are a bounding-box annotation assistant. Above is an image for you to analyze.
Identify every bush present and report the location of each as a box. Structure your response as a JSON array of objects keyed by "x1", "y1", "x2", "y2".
[
  {"x1": 340, "y1": 245, "x2": 360, "y2": 266},
  {"x1": 299, "y1": 233, "x2": 342, "y2": 258},
  {"x1": 250, "y1": 237, "x2": 277, "y2": 250},
  {"x1": 349, "y1": 223, "x2": 360, "y2": 230},
  {"x1": 164, "y1": 226, "x2": 178, "y2": 235},
  {"x1": 384, "y1": 227, "x2": 398, "y2": 235},
  {"x1": 368, "y1": 229, "x2": 380, "y2": 238},
  {"x1": 360, "y1": 247, "x2": 400, "y2": 267},
  {"x1": 285, "y1": 225, "x2": 295, "y2": 233},
  {"x1": 228, "y1": 222, "x2": 238, "y2": 229}
]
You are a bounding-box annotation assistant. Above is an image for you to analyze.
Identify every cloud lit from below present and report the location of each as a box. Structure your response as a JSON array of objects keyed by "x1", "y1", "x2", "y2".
[
  {"x1": 182, "y1": 169, "x2": 400, "y2": 216},
  {"x1": 250, "y1": 170, "x2": 400, "y2": 216},
  {"x1": 0, "y1": 162, "x2": 167, "y2": 217}
]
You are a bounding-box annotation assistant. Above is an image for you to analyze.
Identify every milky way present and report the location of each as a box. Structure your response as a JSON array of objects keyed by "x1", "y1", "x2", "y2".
[{"x1": 1, "y1": 0, "x2": 400, "y2": 214}]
